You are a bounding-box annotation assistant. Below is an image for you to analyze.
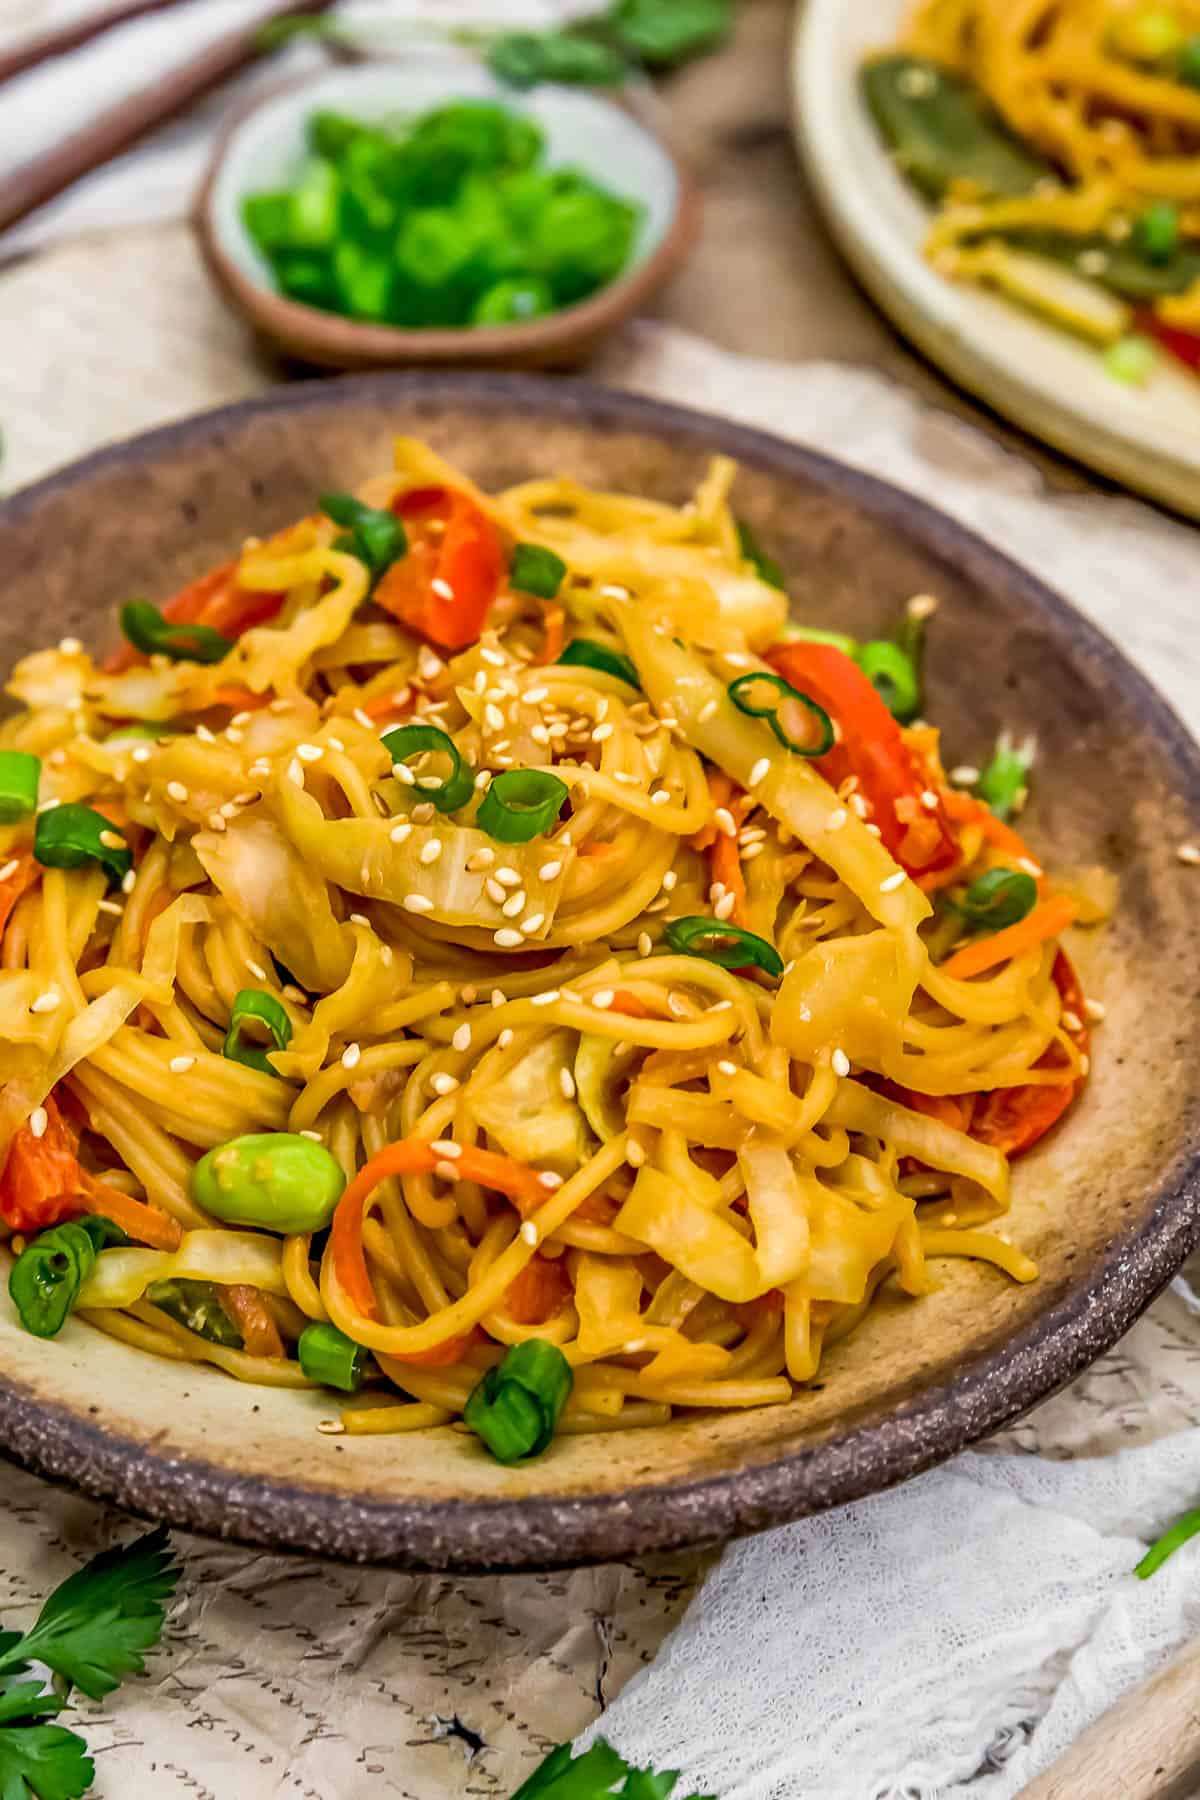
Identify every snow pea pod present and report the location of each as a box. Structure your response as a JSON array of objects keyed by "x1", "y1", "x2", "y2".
[{"x1": 861, "y1": 54, "x2": 1051, "y2": 202}]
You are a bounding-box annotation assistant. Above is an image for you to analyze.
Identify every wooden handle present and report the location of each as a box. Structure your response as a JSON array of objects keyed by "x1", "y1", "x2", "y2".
[
  {"x1": 1020, "y1": 1635, "x2": 1200, "y2": 1799},
  {"x1": 0, "y1": 0, "x2": 190, "y2": 88},
  {"x1": 0, "y1": 0, "x2": 333, "y2": 237}
]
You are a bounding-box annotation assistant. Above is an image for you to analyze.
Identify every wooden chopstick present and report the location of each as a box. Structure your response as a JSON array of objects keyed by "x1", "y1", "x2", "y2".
[
  {"x1": 0, "y1": 0, "x2": 192, "y2": 88},
  {"x1": 0, "y1": 0, "x2": 334, "y2": 239}
]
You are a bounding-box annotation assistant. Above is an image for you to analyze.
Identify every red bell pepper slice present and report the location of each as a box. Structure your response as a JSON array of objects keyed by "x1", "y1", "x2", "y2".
[{"x1": 374, "y1": 487, "x2": 506, "y2": 652}]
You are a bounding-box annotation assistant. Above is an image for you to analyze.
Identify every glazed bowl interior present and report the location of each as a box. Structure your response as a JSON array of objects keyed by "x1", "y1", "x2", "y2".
[{"x1": 1, "y1": 374, "x2": 1198, "y2": 1571}]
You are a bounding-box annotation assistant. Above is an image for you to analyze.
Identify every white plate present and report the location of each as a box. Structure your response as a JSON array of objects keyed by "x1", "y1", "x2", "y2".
[{"x1": 792, "y1": 0, "x2": 1200, "y2": 518}]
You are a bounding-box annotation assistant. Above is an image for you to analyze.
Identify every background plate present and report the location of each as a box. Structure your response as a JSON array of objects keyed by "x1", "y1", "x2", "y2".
[
  {"x1": 793, "y1": 0, "x2": 1200, "y2": 519},
  {"x1": 1, "y1": 373, "x2": 1199, "y2": 1570}
]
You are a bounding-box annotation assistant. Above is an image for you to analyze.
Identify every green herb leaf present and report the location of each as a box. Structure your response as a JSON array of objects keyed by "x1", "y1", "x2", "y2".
[
  {"x1": 511, "y1": 1735, "x2": 715, "y2": 1799},
  {"x1": 0, "y1": 1686, "x2": 67, "y2": 1727},
  {"x1": 611, "y1": 0, "x2": 732, "y2": 68},
  {"x1": 320, "y1": 494, "x2": 407, "y2": 585},
  {"x1": 0, "y1": 1720, "x2": 94, "y2": 1800},
  {"x1": 734, "y1": 519, "x2": 785, "y2": 591},
  {"x1": 0, "y1": 1526, "x2": 180, "y2": 1701},
  {"x1": 510, "y1": 543, "x2": 567, "y2": 600}
]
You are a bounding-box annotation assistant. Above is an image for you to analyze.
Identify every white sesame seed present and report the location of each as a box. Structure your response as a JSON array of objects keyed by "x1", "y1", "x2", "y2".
[
  {"x1": 637, "y1": 932, "x2": 652, "y2": 958},
  {"x1": 661, "y1": 870, "x2": 678, "y2": 894},
  {"x1": 473, "y1": 770, "x2": 493, "y2": 792},
  {"x1": 537, "y1": 860, "x2": 563, "y2": 885},
  {"x1": 98, "y1": 828, "x2": 125, "y2": 851},
  {"x1": 287, "y1": 760, "x2": 305, "y2": 787},
  {"x1": 420, "y1": 839, "x2": 443, "y2": 866},
  {"x1": 521, "y1": 913, "x2": 545, "y2": 935},
  {"x1": 416, "y1": 775, "x2": 444, "y2": 791},
  {"x1": 225, "y1": 727, "x2": 245, "y2": 746},
  {"x1": 742, "y1": 842, "x2": 765, "y2": 861},
  {"x1": 494, "y1": 928, "x2": 524, "y2": 948},
  {"x1": 316, "y1": 1420, "x2": 345, "y2": 1436},
  {"x1": 337, "y1": 1042, "x2": 361, "y2": 1073},
  {"x1": 122, "y1": 869, "x2": 136, "y2": 894},
  {"x1": 493, "y1": 866, "x2": 520, "y2": 889},
  {"x1": 246, "y1": 959, "x2": 268, "y2": 981},
  {"x1": 519, "y1": 1220, "x2": 540, "y2": 1247},
  {"x1": 501, "y1": 890, "x2": 527, "y2": 918},
  {"x1": 1084, "y1": 998, "x2": 1107, "y2": 1022},
  {"x1": 697, "y1": 698, "x2": 720, "y2": 723},
  {"x1": 531, "y1": 990, "x2": 561, "y2": 1007},
  {"x1": 714, "y1": 891, "x2": 737, "y2": 921},
  {"x1": 1017, "y1": 857, "x2": 1043, "y2": 877},
  {"x1": 37, "y1": 798, "x2": 60, "y2": 813},
  {"x1": 591, "y1": 989, "x2": 615, "y2": 1010},
  {"x1": 411, "y1": 803, "x2": 436, "y2": 825},
  {"x1": 865, "y1": 823, "x2": 882, "y2": 839},
  {"x1": 435, "y1": 1160, "x2": 460, "y2": 1182},
  {"x1": 131, "y1": 745, "x2": 152, "y2": 764},
  {"x1": 206, "y1": 813, "x2": 227, "y2": 833},
  {"x1": 484, "y1": 703, "x2": 506, "y2": 734},
  {"x1": 0, "y1": 859, "x2": 18, "y2": 883},
  {"x1": 166, "y1": 780, "x2": 188, "y2": 804},
  {"x1": 498, "y1": 1028, "x2": 515, "y2": 1048},
  {"x1": 748, "y1": 757, "x2": 771, "y2": 789},
  {"x1": 452, "y1": 1023, "x2": 472, "y2": 1053},
  {"x1": 430, "y1": 577, "x2": 455, "y2": 601},
  {"x1": 826, "y1": 808, "x2": 848, "y2": 831},
  {"x1": 1080, "y1": 1055, "x2": 1091, "y2": 1076},
  {"x1": 592, "y1": 722, "x2": 614, "y2": 743},
  {"x1": 169, "y1": 1054, "x2": 196, "y2": 1074},
  {"x1": 538, "y1": 1169, "x2": 564, "y2": 1190},
  {"x1": 920, "y1": 789, "x2": 940, "y2": 811},
  {"x1": 296, "y1": 743, "x2": 324, "y2": 764},
  {"x1": 195, "y1": 723, "x2": 216, "y2": 745},
  {"x1": 559, "y1": 1067, "x2": 576, "y2": 1100},
  {"x1": 58, "y1": 636, "x2": 82, "y2": 655},
  {"x1": 30, "y1": 990, "x2": 60, "y2": 1015},
  {"x1": 403, "y1": 893, "x2": 434, "y2": 914},
  {"x1": 849, "y1": 794, "x2": 869, "y2": 818},
  {"x1": 349, "y1": 912, "x2": 370, "y2": 927},
  {"x1": 431, "y1": 1072, "x2": 460, "y2": 1096},
  {"x1": 491, "y1": 989, "x2": 508, "y2": 1007},
  {"x1": 432, "y1": 1139, "x2": 462, "y2": 1160},
  {"x1": 466, "y1": 847, "x2": 496, "y2": 873},
  {"x1": 716, "y1": 1060, "x2": 737, "y2": 1077},
  {"x1": 97, "y1": 898, "x2": 123, "y2": 916},
  {"x1": 650, "y1": 788, "x2": 672, "y2": 808},
  {"x1": 714, "y1": 807, "x2": 737, "y2": 838},
  {"x1": 1062, "y1": 1010, "x2": 1083, "y2": 1034},
  {"x1": 667, "y1": 992, "x2": 690, "y2": 1018},
  {"x1": 907, "y1": 593, "x2": 939, "y2": 620},
  {"x1": 389, "y1": 822, "x2": 413, "y2": 845},
  {"x1": 28, "y1": 1106, "x2": 48, "y2": 1139},
  {"x1": 626, "y1": 1140, "x2": 646, "y2": 1168},
  {"x1": 353, "y1": 707, "x2": 374, "y2": 731},
  {"x1": 949, "y1": 766, "x2": 979, "y2": 787},
  {"x1": 880, "y1": 871, "x2": 906, "y2": 892},
  {"x1": 1177, "y1": 843, "x2": 1200, "y2": 866},
  {"x1": 480, "y1": 646, "x2": 506, "y2": 668},
  {"x1": 524, "y1": 686, "x2": 549, "y2": 704},
  {"x1": 392, "y1": 762, "x2": 416, "y2": 786},
  {"x1": 613, "y1": 770, "x2": 638, "y2": 785},
  {"x1": 831, "y1": 1048, "x2": 851, "y2": 1078},
  {"x1": 248, "y1": 759, "x2": 271, "y2": 778},
  {"x1": 485, "y1": 877, "x2": 507, "y2": 906}
]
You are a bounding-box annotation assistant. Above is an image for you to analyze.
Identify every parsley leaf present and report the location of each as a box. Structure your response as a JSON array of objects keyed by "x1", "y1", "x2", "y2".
[
  {"x1": 0, "y1": 1526, "x2": 180, "y2": 1701},
  {"x1": 511, "y1": 1737, "x2": 714, "y2": 1798},
  {"x1": 0, "y1": 1719, "x2": 93, "y2": 1800}
]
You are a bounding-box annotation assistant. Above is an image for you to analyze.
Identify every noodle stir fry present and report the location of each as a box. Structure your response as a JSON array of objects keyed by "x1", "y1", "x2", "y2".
[{"x1": 0, "y1": 440, "x2": 1096, "y2": 1456}]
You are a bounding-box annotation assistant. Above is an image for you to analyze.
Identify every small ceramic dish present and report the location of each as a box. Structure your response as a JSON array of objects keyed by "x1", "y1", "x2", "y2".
[{"x1": 196, "y1": 59, "x2": 699, "y2": 371}]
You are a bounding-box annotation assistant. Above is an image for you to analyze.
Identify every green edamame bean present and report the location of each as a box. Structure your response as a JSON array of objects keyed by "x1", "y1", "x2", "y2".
[{"x1": 191, "y1": 1133, "x2": 346, "y2": 1234}]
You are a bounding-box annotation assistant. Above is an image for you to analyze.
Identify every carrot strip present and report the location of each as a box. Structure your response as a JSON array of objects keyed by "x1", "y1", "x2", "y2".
[
  {"x1": 0, "y1": 853, "x2": 39, "y2": 944},
  {"x1": 941, "y1": 895, "x2": 1077, "y2": 982},
  {"x1": 221, "y1": 1284, "x2": 285, "y2": 1358},
  {"x1": 356, "y1": 690, "x2": 415, "y2": 720},
  {"x1": 534, "y1": 602, "x2": 566, "y2": 666},
  {"x1": 390, "y1": 1328, "x2": 482, "y2": 1368},
  {"x1": 942, "y1": 789, "x2": 1041, "y2": 870},
  {"x1": 207, "y1": 685, "x2": 272, "y2": 712},
  {"x1": 710, "y1": 828, "x2": 748, "y2": 927},
  {"x1": 690, "y1": 769, "x2": 734, "y2": 853},
  {"x1": 78, "y1": 1175, "x2": 183, "y2": 1252},
  {"x1": 609, "y1": 989, "x2": 656, "y2": 1019},
  {"x1": 504, "y1": 1254, "x2": 571, "y2": 1325}
]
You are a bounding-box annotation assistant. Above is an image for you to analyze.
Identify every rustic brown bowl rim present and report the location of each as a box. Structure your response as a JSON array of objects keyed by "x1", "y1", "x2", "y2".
[
  {"x1": 194, "y1": 70, "x2": 701, "y2": 368},
  {"x1": 1, "y1": 373, "x2": 1198, "y2": 1571}
]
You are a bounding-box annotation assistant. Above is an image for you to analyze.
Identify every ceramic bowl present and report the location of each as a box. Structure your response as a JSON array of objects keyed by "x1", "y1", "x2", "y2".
[
  {"x1": 1, "y1": 373, "x2": 1198, "y2": 1570},
  {"x1": 196, "y1": 59, "x2": 698, "y2": 370}
]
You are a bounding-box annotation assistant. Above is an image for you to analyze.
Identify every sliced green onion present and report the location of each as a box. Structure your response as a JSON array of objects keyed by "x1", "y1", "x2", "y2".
[
  {"x1": 381, "y1": 724, "x2": 474, "y2": 814},
  {"x1": 727, "y1": 672, "x2": 834, "y2": 757},
  {"x1": 464, "y1": 1338, "x2": 573, "y2": 1463},
  {"x1": 856, "y1": 640, "x2": 921, "y2": 722},
  {"x1": 1177, "y1": 34, "x2": 1200, "y2": 85},
  {"x1": 1135, "y1": 1507, "x2": 1200, "y2": 1579},
  {"x1": 976, "y1": 733, "x2": 1035, "y2": 821},
  {"x1": 0, "y1": 751, "x2": 40, "y2": 824},
  {"x1": 663, "y1": 915, "x2": 784, "y2": 978},
  {"x1": 34, "y1": 802, "x2": 132, "y2": 887},
  {"x1": 8, "y1": 1220, "x2": 109, "y2": 1339},
  {"x1": 957, "y1": 867, "x2": 1038, "y2": 930},
  {"x1": 735, "y1": 518, "x2": 786, "y2": 591},
  {"x1": 1104, "y1": 333, "x2": 1158, "y2": 386},
  {"x1": 146, "y1": 1278, "x2": 242, "y2": 1347},
  {"x1": 120, "y1": 601, "x2": 231, "y2": 665},
  {"x1": 477, "y1": 768, "x2": 568, "y2": 843},
  {"x1": 1134, "y1": 199, "x2": 1180, "y2": 262},
  {"x1": 320, "y1": 492, "x2": 407, "y2": 582},
  {"x1": 557, "y1": 638, "x2": 640, "y2": 688},
  {"x1": 298, "y1": 1321, "x2": 366, "y2": 1391},
  {"x1": 510, "y1": 542, "x2": 567, "y2": 600},
  {"x1": 223, "y1": 988, "x2": 292, "y2": 1076},
  {"x1": 776, "y1": 623, "x2": 859, "y2": 654}
]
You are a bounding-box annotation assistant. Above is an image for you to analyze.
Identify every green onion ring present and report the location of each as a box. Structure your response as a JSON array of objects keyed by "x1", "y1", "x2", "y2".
[
  {"x1": 477, "y1": 768, "x2": 568, "y2": 844},
  {"x1": 0, "y1": 750, "x2": 40, "y2": 824},
  {"x1": 856, "y1": 640, "x2": 921, "y2": 722},
  {"x1": 663, "y1": 915, "x2": 784, "y2": 978},
  {"x1": 464, "y1": 1339, "x2": 573, "y2": 1463},
  {"x1": 8, "y1": 1216, "x2": 124, "y2": 1340},
  {"x1": 510, "y1": 542, "x2": 567, "y2": 600},
  {"x1": 956, "y1": 868, "x2": 1038, "y2": 931},
  {"x1": 381, "y1": 724, "x2": 474, "y2": 814},
  {"x1": 120, "y1": 601, "x2": 231, "y2": 665},
  {"x1": 34, "y1": 802, "x2": 132, "y2": 887},
  {"x1": 298, "y1": 1321, "x2": 367, "y2": 1392},
  {"x1": 223, "y1": 988, "x2": 293, "y2": 1076},
  {"x1": 557, "y1": 639, "x2": 641, "y2": 689},
  {"x1": 727, "y1": 672, "x2": 834, "y2": 757}
]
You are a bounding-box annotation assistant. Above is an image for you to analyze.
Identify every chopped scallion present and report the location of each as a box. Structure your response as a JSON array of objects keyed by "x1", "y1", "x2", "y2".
[
  {"x1": 510, "y1": 542, "x2": 567, "y2": 599},
  {"x1": 0, "y1": 750, "x2": 40, "y2": 823},
  {"x1": 1136, "y1": 1507, "x2": 1200, "y2": 1579},
  {"x1": 223, "y1": 988, "x2": 293, "y2": 1076},
  {"x1": 464, "y1": 1338, "x2": 572, "y2": 1462},
  {"x1": 477, "y1": 768, "x2": 568, "y2": 843},
  {"x1": 557, "y1": 638, "x2": 640, "y2": 688},
  {"x1": 33, "y1": 802, "x2": 132, "y2": 887},
  {"x1": 320, "y1": 492, "x2": 407, "y2": 583},
  {"x1": 956, "y1": 867, "x2": 1038, "y2": 930},
  {"x1": 298, "y1": 1321, "x2": 367, "y2": 1391},
  {"x1": 663, "y1": 915, "x2": 784, "y2": 978},
  {"x1": 381, "y1": 723, "x2": 474, "y2": 814},
  {"x1": 735, "y1": 518, "x2": 786, "y2": 591},
  {"x1": 856, "y1": 640, "x2": 921, "y2": 722},
  {"x1": 727, "y1": 672, "x2": 834, "y2": 756},
  {"x1": 120, "y1": 601, "x2": 231, "y2": 665},
  {"x1": 976, "y1": 733, "x2": 1035, "y2": 821}
]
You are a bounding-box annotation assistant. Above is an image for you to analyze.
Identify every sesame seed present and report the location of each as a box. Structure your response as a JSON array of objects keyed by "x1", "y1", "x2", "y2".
[
  {"x1": 742, "y1": 843, "x2": 764, "y2": 861},
  {"x1": 352, "y1": 707, "x2": 375, "y2": 731},
  {"x1": 37, "y1": 797, "x2": 60, "y2": 814},
  {"x1": 416, "y1": 775, "x2": 444, "y2": 791},
  {"x1": 248, "y1": 759, "x2": 271, "y2": 778},
  {"x1": 949, "y1": 766, "x2": 979, "y2": 787},
  {"x1": 411, "y1": 803, "x2": 436, "y2": 825},
  {"x1": 491, "y1": 989, "x2": 508, "y2": 1007},
  {"x1": 521, "y1": 913, "x2": 545, "y2": 935},
  {"x1": 519, "y1": 1220, "x2": 540, "y2": 1247},
  {"x1": 460, "y1": 986, "x2": 477, "y2": 1004},
  {"x1": 538, "y1": 859, "x2": 563, "y2": 884},
  {"x1": 827, "y1": 808, "x2": 848, "y2": 831},
  {"x1": 494, "y1": 928, "x2": 524, "y2": 948},
  {"x1": 1079, "y1": 1054, "x2": 1091, "y2": 1076},
  {"x1": 1017, "y1": 857, "x2": 1043, "y2": 877},
  {"x1": 341, "y1": 1043, "x2": 363, "y2": 1072},
  {"x1": 431, "y1": 578, "x2": 455, "y2": 601},
  {"x1": 195, "y1": 723, "x2": 216, "y2": 745},
  {"x1": 1177, "y1": 843, "x2": 1200, "y2": 866},
  {"x1": 474, "y1": 770, "x2": 493, "y2": 792},
  {"x1": 296, "y1": 743, "x2": 324, "y2": 764},
  {"x1": 349, "y1": 912, "x2": 370, "y2": 927},
  {"x1": 697, "y1": 698, "x2": 719, "y2": 723},
  {"x1": 501, "y1": 890, "x2": 527, "y2": 918},
  {"x1": 831, "y1": 1048, "x2": 851, "y2": 1077},
  {"x1": 592, "y1": 722, "x2": 614, "y2": 743},
  {"x1": 98, "y1": 828, "x2": 125, "y2": 851},
  {"x1": 637, "y1": 932, "x2": 652, "y2": 958},
  {"x1": 524, "y1": 686, "x2": 549, "y2": 704},
  {"x1": 467, "y1": 847, "x2": 496, "y2": 872},
  {"x1": 714, "y1": 891, "x2": 737, "y2": 921},
  {"x1": 613, "y1": 770, "x2": 638, "y2": 786},
  {"x1": 714, "y1": 807, "x2": 737, "y2": 838},
  {"x1": 59, "y1": 636, "x2": 83, "y2": 654},
  {"x1": 166, "y1": 780, "x2": 188, "y2": 804},
  {"x1": 559, "y1": 1068, "x2": 576, "y2": 1100},
  {"x1": 667, "y1": 993, "x2": 690, "y2": 1018},
  {"x1": 0, "y1": 859, "x2": 18, "y2": 882},
  {"x1": 246, "y1": 959, "x2": 268, "y2": 981},
  {"x1": 538, "y1": 1169, "x2": 564, "y2": 1190},
  {"x1": 484, "y1": 703, "x2": 506, "y2": 734},
  {"x1": 622, "y1": 1338, "x2": 647, "y2": 1356},
  {"x1": 880, "y1": 871, "x2": 906, "y2": 892},
  {"x1": 748, "y1": 757, "x2": 771, "y2": 788},
  {"x1": 28, "y1": 1106, "x2": 48, "y2": 1139},
  {"x1": 591, "y1": 989, "x2": 615, "y2": 1010},
  {"x1": 531, "y1": 990, "x2": 561, "y2": 1007},
  {"x1": 1062, "y1": 1011, "x2": 1083, "y2": 1034},
  {"x1": 1085, "y1": 998, "x2": 1107, "y2": 1022},
  {"x1": 452, "y1": 1024, "x2": 472, "y2": 1053},
  {"x1": 716, "y1": 1060, "x2": 737, "y2": 1077},
  {"x1": 920, "y1": 790, "x2": 940, "y2": 811},
  {"x1": 432, "y1": 1140, "x2": 463, "y2": 1161},
  {"x1": 435, "y1": 1160, "x2": 460, "y2": 1182},
  {"x1": 495, "y1": 867, "x2": 521, "y2": 888},
  {"x1": 206, "y1": 813, "x2": 227, "y2": 833},
  {"x1": 225, "y1": 727, "x2": 245, "y2": 746},
  {"x1": 287, "y1": 760, "x2": 305, "y2": 787},
  {"x1": 316, "y1": 1420, "x2": 345, "y2": 1436},
  {"x1": 480, "y1": 646, "x2": 506, "y2": 668},
  {"x1": 661, "y1": 870, "x2": 678, "y2": 893},
  {"x1": 907, "y1": 592, "x2": 939, "y2": 620},
  {"x1": 392, "y1": 762, "x2": 416, "y2": 787},
  {"x1": 849, "y1": 794, "x2": 869, "y2": 818},
  {"x1": 169, "y1": 1054, "x2": 196, "y2": 1074},
  {"x1": 626, "y1": 1140, "x2": 646, "y2": 1168},
  {"x1": 650, "y1": 788, "x2": 672, "y2": 807},
  {"x1": 121, "y1": 869, "x2": 136, "y2": 894},
  {"x1": 403, "y1": 894, "x2": 434, "y2": 914},
  {"x1": 131, "y1": 745, "x2": 152, "y2": 764},
  {"x1": 420, "y1": 839, "x2": 443, "y2": 866},
  {"x1": 30, "y1": 990, "x2": 60, "y2": 1014},
  {"x1": 389, "y1": 822, "x2": 412, "y2": 844},
  {"x1": 431, "y1": 1072, "x2": 459, "y2": 1096},
  {"x1": 498, "y1": 1028, "x2": 514, "y2": 1048},
  {"x1": 97, "y1": 898, "x2": 123, "y2": 916},
  {"x1": 485, "y1": 877, "x2": 507, "y2": 906},
  {"x1": 865, "y1": 823, "x2": 882, "y2": 839}
]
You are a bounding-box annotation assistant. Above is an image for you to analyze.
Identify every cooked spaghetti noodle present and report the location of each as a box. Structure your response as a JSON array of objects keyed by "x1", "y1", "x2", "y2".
[
  {"x1": 0, "y1": 440, "x2": 1097, "y2": 1447},
  {"x1": 867, "y1": 1, "x2": 1200, "y2": 361}
]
